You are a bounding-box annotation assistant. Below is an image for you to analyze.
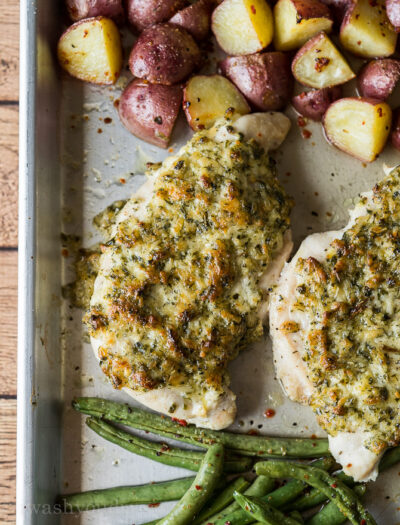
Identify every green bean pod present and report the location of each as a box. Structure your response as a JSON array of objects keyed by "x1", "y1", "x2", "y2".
[
  {"x1": 192, "y1": 477, "x2": 250, "y2": 525},
  {"x1": 73, "y1": 397, "x2": 330, "y2": 458},
  {"x1": 255, "y1": 461, "x2": 376, "y2": 525},
  {"x1": 306, "y1": 484, "x2": 367, "y2": 525},
  {"x1": 86, "y1": 416, "x2": 251, "y2": 473},
  {"x1": 157, "y1": 443, "x2": 224, "y2": 525},
  {"x1": 200, "y1": 475, "x2": 275, "y2": 525},
  {"x1": 58, "y1": 477, "x2": 195, "y2": 512},
  {"x1": 212, "y1": 458, "x2": 334, "y2": 525},
  {"x1": 233, "y1": 492, "x2": 302, "y2": 525}
]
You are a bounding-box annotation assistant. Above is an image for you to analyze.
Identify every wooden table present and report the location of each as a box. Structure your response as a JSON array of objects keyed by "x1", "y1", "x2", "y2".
[{"x1": 0, "y1": 1, "x2": 19, "y2": 522}]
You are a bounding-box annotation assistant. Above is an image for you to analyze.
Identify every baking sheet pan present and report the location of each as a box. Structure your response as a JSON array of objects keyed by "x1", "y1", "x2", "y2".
[{"x1": 18, "y1": 1, "x2": 400, "y2": 523}]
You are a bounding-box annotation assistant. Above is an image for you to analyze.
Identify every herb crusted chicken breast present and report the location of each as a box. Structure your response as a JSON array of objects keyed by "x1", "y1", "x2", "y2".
[
  {"x1": 86, "y1": 113, "x2": 293, "y2": 429},
  {"x1": 270, "y1": 166, "x2": 400, "y2": 481}
]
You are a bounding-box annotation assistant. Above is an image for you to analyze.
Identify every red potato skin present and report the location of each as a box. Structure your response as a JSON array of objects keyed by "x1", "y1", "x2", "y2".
[
  {"x1": 169, "y1": 0, "x2": 213, "y2": 41},
  {"x1": 386, "y1": 0, "x2": 400, "y2": 32},
  {"x1": 66, "y1": 0, "x2": 124, "y2": 22},
  {"x1": 220, "y1": 52, "x2": 294, "y2": 111},
  {"x1": 291, "y1": 0, "x2": 333, "y2": 20},
  {"x1": 129, "y1": 23, "x2": 201, "y2": 85},
  {"x1": 391, "y1": 109, "x2": 400, "y2": 150},
  {"x1": 358, "y1": 59, "x2": 400, "y2": 100},
  {"x1": 292, "y1": 86, "x2": 342, "y2": 120},
  {"x1": 118, "y1": 79, "x2": 183, "y2": 148},
  {"x1": 126, "y1": 0, "x2": 187, "y2": 31}
]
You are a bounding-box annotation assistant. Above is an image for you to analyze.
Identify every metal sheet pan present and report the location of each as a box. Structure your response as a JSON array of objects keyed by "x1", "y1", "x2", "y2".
[{"x1": 18, "y1": 2, "x2": 400, "y2": 524}]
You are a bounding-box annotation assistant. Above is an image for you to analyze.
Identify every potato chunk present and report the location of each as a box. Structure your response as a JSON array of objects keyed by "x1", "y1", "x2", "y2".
[
  {"x1": 57, "y1": 17, "x2": 122, "y2": 84},
  {"x1": 183, "y1": 75, "x2": 250, "y2": 130},
  {"x1": 323, "y1": 97, "x2": 392, "y2": 162},
  {"x1": 212, "y1": 0, "x2": 274, "y2": 55},
  {"x1": 340, "y1": 0, "x2": 397, "y2": 58},
  {"x1": 292, "y1": 31, "x2": 355, "y2": 88},
  {"x1": 273, "y1": 0, "x2": 333, "y2": 51},
  {"x1": 119, "y1": 80, "x2": 182, "y2": 148}
]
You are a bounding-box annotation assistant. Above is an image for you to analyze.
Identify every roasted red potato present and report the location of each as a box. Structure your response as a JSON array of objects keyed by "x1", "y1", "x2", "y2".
[
  {"x1": 273, "y1": 0, "x2": 333, "y2": 51},
  {"x1": 340, "y1": 0, "x2": 397, "y2": 58},
  {"x1": 57, "y1": 17, "x2": 123, "y2": 84},
  {"x1": 386, "y1": 0, "x2": 400, "y2": 33},
  {"x1": 212, "y1": 0, "x2": 274, "y2": 55},
  {"x1": 358, "y1": 59, "x2": 400, "y2": 100},
  {"x1": 391, "y1": 109, "x2": 400, "y2": 151},
  {"x1": 126, "y1": 0, "x2": 187, "y2": 31},
  {"x1": 118, "y1": 80, "x2": 183, "y2": 148},
  {"x1": 220, "y1": 52, "x2": 293, "y2": 111},
  {"x1": 66, "y1": 0, "x2": 124, "y2": 22},
  {"x1": 129, "y1": 24, "x2": 201, "y2": 85},
  {"x1": 292, "y1": 86, "x2": 341, "y2": 120},
  {"x1": 292, "y1": 31, "x2": 355, "y2": 88},
  {"x1": 169, "y1": 0, "x2": 212, "y2": 41},
  {"x1": 183, "y1": 75, "x2": 250, "y2": 130},
  {"x1": 323, "y1": 97, "x2": 392, "y2": 162}
]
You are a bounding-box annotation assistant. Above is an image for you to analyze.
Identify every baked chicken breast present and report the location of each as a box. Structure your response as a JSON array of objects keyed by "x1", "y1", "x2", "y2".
[
  {"x1": 86, "y1": 113, "x2": 293, "y2": 429},
  {"x1": 270, "y1": 166, "x2": 400, "y2": 481}
]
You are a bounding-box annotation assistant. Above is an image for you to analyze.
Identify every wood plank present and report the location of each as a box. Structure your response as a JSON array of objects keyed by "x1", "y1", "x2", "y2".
[
  {"x1": 0, "y1": 2, "x2": 19, "y2": 101},
  {"x1": 0, "y1": 250, "x2": 17, "y2": 397},
  {"x1": 0, "y1": 398, "x2": 16, "y2": 523},
  {"x1": 0, "y1": 104, "x2": 18, "y2": 247}
]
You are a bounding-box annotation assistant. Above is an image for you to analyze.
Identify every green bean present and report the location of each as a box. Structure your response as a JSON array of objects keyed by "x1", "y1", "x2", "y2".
[
  {"x1": 212, "y1": 458, "x2": 334, "y2": 525},
  {"x1": 73, "y1": 398, "x2": 330, "y2": 458},
  {"x1": 284, "y1": 469, "x2": 355, "y2": 512},
  {"x1": 58, "y1": 477, "x2": 195, "y2": 512},
  {"x1": 289, "y1": 510, "x2": 304, "y2": 523},
  {"x1": 306, "y1": 484, "x2": 367, "y2": 525},
  {"x1": 379, "y1": 446, "x2": 400, "y2": 472},
  {"x1": 157, "y1": 443, "x2": 224, "y2": 525},
  {"x1": 233, "y1": 493, "x2": 302, "y2": 525},
  {"x1": 192, "y1": 477, "x2": 249, "y2": 525},
  {"x1": 86, "y1": 416, "x2": 250, "y2": 473},
  {"x1": 255, "y1": 461, "x2": 376, "y2": 525},
  {"x1": 200, "y1": 475, "x2": 275, "y2": 525}
]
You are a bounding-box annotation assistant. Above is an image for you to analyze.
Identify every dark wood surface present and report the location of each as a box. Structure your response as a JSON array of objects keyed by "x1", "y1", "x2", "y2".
[{"x1": 0, "y1": 0, "x2": 19, "y2": 522}]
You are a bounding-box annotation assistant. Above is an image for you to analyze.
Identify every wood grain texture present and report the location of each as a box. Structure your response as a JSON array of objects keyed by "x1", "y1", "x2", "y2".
[
  {"x1": 0, "y1": 398, "x2": 16, "y2": 523},
  {"x1": 0, "y1": 250, "x2": 17, "y2": 396},
  {"x1": 0, "y1": 1, "x2": 20, "y2": 523},
  {"x1": 0, "y1": 2, "x2": 19, "y2": 101},
  {"x1": 0, "y1": 104, "x2": 18, "y2": 247}
]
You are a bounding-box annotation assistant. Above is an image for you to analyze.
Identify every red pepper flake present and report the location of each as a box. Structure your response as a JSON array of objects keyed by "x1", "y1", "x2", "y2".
[
  {"x1": 247, "y1": 429, "x2": 259, "y2": 435},
  {"x1": 172, "y1": 417, "x2": 188, "y2": 427},
  {"x1": 331, "y1": 483, "x2": 338, "y2": 488},
  {"x1": 148, "y1": 503, "x2": 160, "y2": 508},
  {"x1": 97, "y1": 128, "x2": 103, "y2": 134},
  {"x1": 195, "y1": 485, "x2": 203, "y2": 490},
  {"x1": 297, "y1": 116, "x2": 306, "y2": 127},
  {"x1": 250, "y1": 4, "x2": 256, "y2": 13},
  {"x1": 311, "y1": 434, "x2": 317, "y2": 439},
  {"x1": 104, "y1": 117, "x2": 112, "y2": 124},
  {"x1": 360, "y1": 520, "x2": 367, "y2": 525},
  {"x1": 119, "y1": 178, "x2": 126, "y2": 184},
  {"x1": 347, "y1": 463, "x2": 352, "y2": 468},
  {"x1": 314, "y1": 57, "x2": 330, "y2": 72},
  {"x1": 302, "y1": 129, "x2": 312, "y2": 139},
  {"x1": 362, "y1": 121, "x2": 366, "y2": 125},
  {"x1": 378, "y1": 107, "x2": 383, "y2": 117},
  {"x1": 61, "y1": 248, "x2": 69, "y2": 257},
  {"x1": 357, "y1": 40, "x2": 362, "y2": 45},
  {"x1": 264, "y1": 409, "x2": 276, "y2": 418},
  {"x1": 113, "y1": 99, "x2": 120, "y2": 108}
]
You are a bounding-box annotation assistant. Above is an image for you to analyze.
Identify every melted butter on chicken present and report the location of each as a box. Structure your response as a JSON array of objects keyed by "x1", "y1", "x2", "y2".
[
  {"x1": 86, "y1": 113, "x2": 293, "y2": 429},
  {"x1": 271, "y1": 167, "x2": 400, "y2": 480}
]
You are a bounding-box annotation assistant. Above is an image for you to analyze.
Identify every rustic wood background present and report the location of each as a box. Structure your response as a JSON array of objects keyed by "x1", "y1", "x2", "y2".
[{"x1": 0, "y1": 1, "x2": 19, "y2": 522}]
